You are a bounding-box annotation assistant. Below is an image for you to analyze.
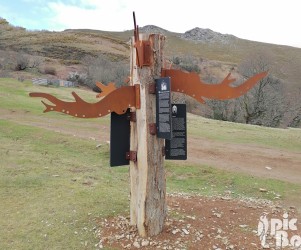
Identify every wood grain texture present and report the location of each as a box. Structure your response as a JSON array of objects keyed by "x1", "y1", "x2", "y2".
[{"x1": 130, "y1": 34, "x2": 166, "y2": 237}]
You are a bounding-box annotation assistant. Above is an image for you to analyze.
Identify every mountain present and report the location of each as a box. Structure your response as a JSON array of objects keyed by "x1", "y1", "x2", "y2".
[
  {"x1": 180, "y1": 27, "x2": 236, "y2": 44},
  {"x1": 0, "y1": 17, "x2": 301, "y2": 89}
]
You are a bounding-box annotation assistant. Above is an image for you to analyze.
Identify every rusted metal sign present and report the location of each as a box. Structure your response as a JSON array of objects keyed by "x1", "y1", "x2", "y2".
[
  {"x1": 30, "y1": 84, "x2": 140, "y2": 118},
  {"x1": 161, "y1": 69, "x2": 268, "y2": 104}
]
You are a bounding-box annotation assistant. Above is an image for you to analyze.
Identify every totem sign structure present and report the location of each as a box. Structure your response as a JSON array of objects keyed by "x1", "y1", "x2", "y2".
[{"x1": 30, "y1": 13, "x2": 267, "y2": 237}]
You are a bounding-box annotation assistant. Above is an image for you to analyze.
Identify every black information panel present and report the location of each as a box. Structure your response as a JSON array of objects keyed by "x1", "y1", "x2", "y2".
[
  {"x1": 110, "y1": 109, "x2": 130, "y2": 167},
  {"x1": 165, "y1": 104, "x2": 187, "y2": 160},
  {"x1": 156, "y1": 77, "x2": 172, "y2": 140}
]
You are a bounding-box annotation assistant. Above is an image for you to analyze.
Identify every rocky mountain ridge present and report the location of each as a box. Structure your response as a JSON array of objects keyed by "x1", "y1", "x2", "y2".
[
  {"x1": 140, "y1": 25, "x2": 237, "y2": 44},
  {"x1": 181, "y1": 27, "x2": 236, "y2": 44}
]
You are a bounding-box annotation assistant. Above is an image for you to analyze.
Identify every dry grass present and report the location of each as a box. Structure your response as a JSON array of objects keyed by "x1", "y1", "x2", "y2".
[{"x1": 1, "y1": 19, "x2": 301, "y2": 88}]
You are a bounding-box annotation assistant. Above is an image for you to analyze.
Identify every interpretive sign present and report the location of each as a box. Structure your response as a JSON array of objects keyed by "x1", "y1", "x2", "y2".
[
  {"x1": 165, "y1": 104, "x2": 187, "y2": 160},
  {"x1": 110, "y1": 109, "x2": 131, "y2": 167},
  {"x1": 155, "y1": 77, "x2": 172, "y2": 140}
]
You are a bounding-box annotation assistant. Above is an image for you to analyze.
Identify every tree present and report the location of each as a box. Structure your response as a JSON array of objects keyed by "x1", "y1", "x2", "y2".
[
  {"x1": 82, "y1": 55, "x2": 129, "y2": 89},
  {"x1": 286, "y1": 87, "x2": 301, "y2": 127},
  {"x1": 237, "y1": 53, "x2": 286, "y2": 127},
  {"x1": 171, "y1": 55, "x2": 201, "y2": 73},
  {"x1": 15, "y1": 53, "x2": 30, "y2": 71},
  {"x1": 205, "y1": 52, "x2": 288, "y2": 127}
]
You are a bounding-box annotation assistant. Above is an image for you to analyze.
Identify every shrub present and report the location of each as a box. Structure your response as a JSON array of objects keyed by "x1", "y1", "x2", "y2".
[
  {"x1": 67, "y1": 72, "x2": 87, "y2": 85},
  {"x1": 83, "y1": 55, "x2": 129, "y2": 89},
  {"x1": 44, "y1": 66, "x2": 56, "y2": 75},
  {"x1": 171, "y1": 55, "x2": 201, "y2": 73},
  {"x1": 15, "y1": 54, "x2": 29, "y2": 71}
]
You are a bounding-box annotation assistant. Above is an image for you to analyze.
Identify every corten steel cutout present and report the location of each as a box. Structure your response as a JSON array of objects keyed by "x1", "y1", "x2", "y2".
[
  {"x1": 95, "y1": 82, "x2": 116, "y2": 98},
  {"x1": 29, "y1": 84, "x2": 140, "y2": 118},
  {"x1": 133, "y1": 12, "x2": 152, "y2": 67},
  {"x1": 29, "y1": 12, "x2": 268, "y2": 120},
  {"x1": 161, "y1": 69, "x2": 268, "y2": 104}
]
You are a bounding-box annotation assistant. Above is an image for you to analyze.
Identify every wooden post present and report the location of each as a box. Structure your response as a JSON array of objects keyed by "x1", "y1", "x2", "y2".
[{"x1": 129, "y1": 33, "x2": 166, "y2": 237}]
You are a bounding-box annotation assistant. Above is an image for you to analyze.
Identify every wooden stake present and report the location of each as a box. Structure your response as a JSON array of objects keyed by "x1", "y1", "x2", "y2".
[{"x1": 129, "y1": 33, "x2": 166, "y2": 237}]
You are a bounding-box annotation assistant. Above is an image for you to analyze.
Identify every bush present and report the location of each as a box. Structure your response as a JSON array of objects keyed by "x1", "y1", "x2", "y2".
[
  {"x1": 15, "y1": 54, "x2": 29, "y2": 71},
  {"x1": 171, "y1": 56, "x2": 201, "y2": 73},
  {"x1": 44, "y1": 66, "x2": 56, "y2": 75},
  {"x1": 67, "y1": 72, "x2": 87, "y2": 85},
  {"x1": 83, "y1": 55, "x2": 129, "y2": 89}
]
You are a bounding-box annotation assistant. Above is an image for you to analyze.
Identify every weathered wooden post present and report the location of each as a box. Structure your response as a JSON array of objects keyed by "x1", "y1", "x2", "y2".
[{"x1": 129, "y1": 32, "x2": 167, "y2": 237}]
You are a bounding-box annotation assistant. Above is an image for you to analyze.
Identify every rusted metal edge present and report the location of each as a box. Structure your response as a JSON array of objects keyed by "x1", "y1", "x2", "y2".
[{"x1": 134, "y1": 84, "x2": 141, "y2": 109}]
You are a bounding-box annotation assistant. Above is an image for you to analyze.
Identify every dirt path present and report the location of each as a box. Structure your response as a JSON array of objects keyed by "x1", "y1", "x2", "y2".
[
  {"x1": 188, "y1": 137, "x2": 301, "y2": 184},
  {"x1": 2, "y1": 110, "x2": 300, "y2": 185}
]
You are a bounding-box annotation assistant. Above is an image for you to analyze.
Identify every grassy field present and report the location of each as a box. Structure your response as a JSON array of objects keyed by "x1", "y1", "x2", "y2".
[
  {"x1": 1, "y1": 78, "x2": 301, "y2": 249},
  {"x1": 188, "y1": 115, "x2": 301, "y2": 152}
]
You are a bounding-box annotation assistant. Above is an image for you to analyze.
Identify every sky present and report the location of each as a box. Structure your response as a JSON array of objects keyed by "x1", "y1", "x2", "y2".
[{"x1": 1, "y1": 0, "x2": 300, "y2": 48}]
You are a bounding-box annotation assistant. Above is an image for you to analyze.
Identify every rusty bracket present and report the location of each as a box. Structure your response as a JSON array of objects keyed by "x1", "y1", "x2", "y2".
[
  {"x1": 126, "y1": 151, "x2": 137, "y2": 162},
  {"x1": 134, "y1": 84, "x2": 141, "y2": 109},
  {"x1": 133, "y1": 12, "x2": 152, "y2": 68},
  {"x1": 162, "y1": 146, "x2": 166, "y2": 157},
  {"x1": 149, "y1": 123, "x2": 157, "y2": 135},
  {"x1": 148, "y1": 82, "x2": 156, "y2": 94},
  {"x1": 127, "y1": 111, "x2": 136, "y2": 122}
]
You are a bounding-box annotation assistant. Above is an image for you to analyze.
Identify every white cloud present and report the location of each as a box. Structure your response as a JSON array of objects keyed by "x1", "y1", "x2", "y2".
[
  {"x1": 44, "y1": 0, "x2": 300, "y2": 47},
  {"x1": 47, "y1": 0, "x2": 133, "y2": 31}
]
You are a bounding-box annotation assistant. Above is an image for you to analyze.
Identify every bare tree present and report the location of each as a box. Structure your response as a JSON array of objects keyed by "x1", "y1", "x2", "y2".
[
  {"x1": 82, "y1": 55, "x2": 129, "y2": 89},
  {"x1": 0, "y1": 51, "x2": 42, "y2": 72},
  {"x1": 170, "y1": 55, "x2": 201, "y2": 73},
  {"x1": 237, "y1": 53, "x2": 286, "y2": 127},
  {"x1": 205, "y1": 52, "x2": 288, "y2": 127},
  {"x1": 286, "y1": 87, "x2": 301, "y2": 127},
  {"x1": 15, "y1": 53, "x2": 30, "y2": 71},
  {"x1": 30, "y1": 56, "x2": 43, "y2": 69}
]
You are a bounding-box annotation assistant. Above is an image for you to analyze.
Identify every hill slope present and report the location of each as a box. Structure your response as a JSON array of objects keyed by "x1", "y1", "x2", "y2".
[{"x1": 1, "y1": 17, "x2": 301, "y2": 88}]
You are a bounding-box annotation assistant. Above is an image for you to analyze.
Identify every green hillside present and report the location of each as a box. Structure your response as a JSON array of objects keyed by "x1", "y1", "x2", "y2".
[
  {"x1": 0, "y1": 78, "x2": 301, "y2": 248},
  {"x1": 1, "y1": 17, "x2": 301, "y2": 88}
]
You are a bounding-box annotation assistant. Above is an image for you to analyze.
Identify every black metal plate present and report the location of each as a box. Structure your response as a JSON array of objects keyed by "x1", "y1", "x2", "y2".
[
  {"x1": 165, "y1": 104, "x2": 187, "y2": 160},
  {"x1": 156, "y1": 77, "x2": 172, "y2": 140},
  {"x1": 110, "y1": 109, "x2": 130, "y2": 167}
]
